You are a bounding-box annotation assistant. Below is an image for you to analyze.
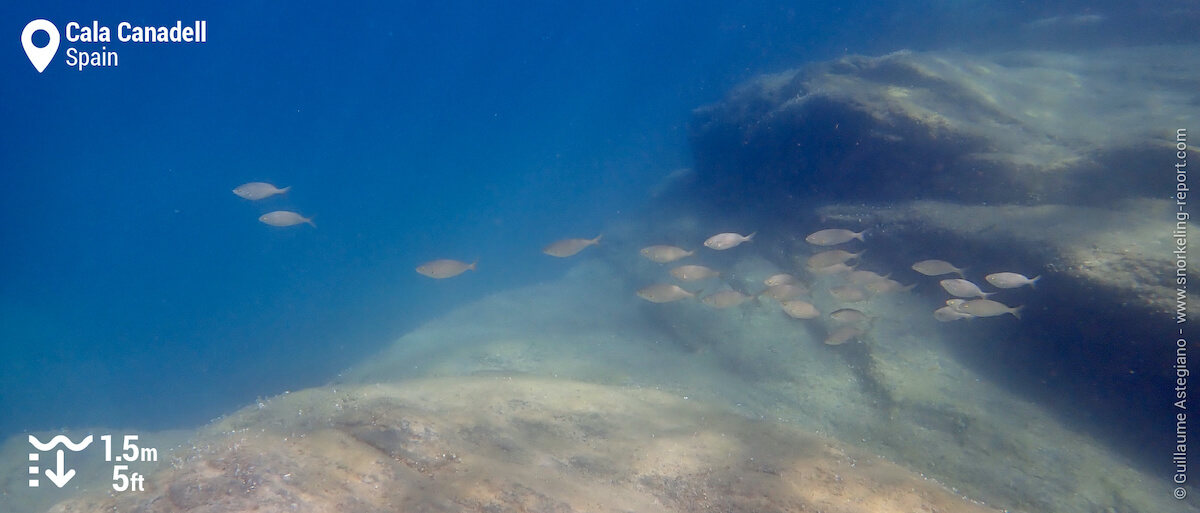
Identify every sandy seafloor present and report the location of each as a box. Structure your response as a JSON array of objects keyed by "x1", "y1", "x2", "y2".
[{"x1": 1, "y1": 216, "x2": 1189, "y2": 513}]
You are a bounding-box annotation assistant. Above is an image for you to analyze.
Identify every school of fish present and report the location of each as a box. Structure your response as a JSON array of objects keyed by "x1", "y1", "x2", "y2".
[
  {"x1": 412, "y1": 222, "x2": 1038, "y2": 351},
  {"x1": 233, "y1": 179, "x2": 1039, "y2": 346},
  {"x1": 620, "y1": 226, "x2": 1036, "y2": 347},
  {"x1": 914, "y1": 260, "x2": 1034, "y2": 320}
]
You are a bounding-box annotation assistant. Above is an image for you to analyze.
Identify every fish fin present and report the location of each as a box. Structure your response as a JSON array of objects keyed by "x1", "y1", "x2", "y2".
[
  {"x1": 305, "y1": 216, "x2": 316, "y2": 228},
  {"x1": 1029, "y1": 275, "x2": 1041, "y2": 289},
  {"x1": 591, "y1": 234, "x2": 603, "y2": 244},
  {"x1": 901, "y1": 282, "x2": 917, "y2": 292},
  {"x1": 855, "y1": 229, "x2": 868, "y2": 242},
  {"x1": 280, "y1": 186, "x2": 291, "y2": 194},
  {"x1": 746, "y1": 231, "x2": 757, "y2": 242},
  {"x1": 1011, "y1": 305, "x2": 1024, "y2": 320},
  {"x1": 469, "y1": 259, "x2": 478, "y2": 271}
]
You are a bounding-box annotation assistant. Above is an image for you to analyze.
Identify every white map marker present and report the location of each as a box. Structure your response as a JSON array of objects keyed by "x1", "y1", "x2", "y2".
[{"x1": 22, "y1": 19, "x2": 60, "y2": 73}]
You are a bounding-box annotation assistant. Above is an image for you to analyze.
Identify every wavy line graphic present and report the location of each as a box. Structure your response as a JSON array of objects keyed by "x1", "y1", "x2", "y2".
[{"x1": 28, "y1": 434, "x2": 93, "y2": 451}]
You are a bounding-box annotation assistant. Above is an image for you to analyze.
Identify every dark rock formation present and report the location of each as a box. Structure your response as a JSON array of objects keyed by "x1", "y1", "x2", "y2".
[
  {"x1": 683, "y1": 46, "x2": 1200, "y2": 491},
  {"x1": 689, "y1": 48, "x2": 1197, "y2": 210}
]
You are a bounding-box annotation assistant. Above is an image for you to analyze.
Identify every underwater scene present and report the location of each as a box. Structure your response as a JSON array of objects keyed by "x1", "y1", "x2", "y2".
[{"x1": 2, "y1": 1, "x2": 1197, "y2": 512}]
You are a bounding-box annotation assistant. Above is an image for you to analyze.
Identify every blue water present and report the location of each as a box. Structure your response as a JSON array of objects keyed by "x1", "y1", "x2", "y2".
[
  {"x1": 0, "y1": 0, "x2": 1187, "y2": 453},
  {"x1": 0, "y1": 0, "x2": 802, "y2": 437}
]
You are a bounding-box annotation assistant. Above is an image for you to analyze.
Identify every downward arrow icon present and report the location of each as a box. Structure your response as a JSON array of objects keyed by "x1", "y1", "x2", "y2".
[{"x1": 45, "y1": 450, "x2": 75, "y2": 488}]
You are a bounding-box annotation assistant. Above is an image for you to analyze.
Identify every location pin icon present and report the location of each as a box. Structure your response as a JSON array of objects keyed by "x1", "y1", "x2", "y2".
[{"x1": 22, "y1": 19, "x2": 59, "y2": 73}]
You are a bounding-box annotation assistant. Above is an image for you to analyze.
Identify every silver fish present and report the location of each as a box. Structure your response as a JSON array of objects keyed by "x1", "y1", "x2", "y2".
[
  {"x1": 764, "y1": 273, "x2": 800, "y2": 287},
  {"x1": 911, "y1": 260, "x2": 966, "y2": 277},
  {"x1": 865, "y1": 279, "x2": 913, "y2": 295},
  {"x1": 670, "y1": 265, "x2": 721, "y2": 281},
  {"x1": 640, "y1": 245, "x2": 694, "y2": 263},
  {"x1": 780, "y1": 300, "x2": 820, "y2": 319},
  {"x1": 934, "y1": 306, "x2": 974, "y2": 322},
  {"x1": 233, "y1": 182, "x2": 290, "y2": 200},
  {"x1": 957, "y1": 299, "x2": 1023, "y2": 319},
  {"x1": 806, "y1": 249, "x2": 864, "y2": 270},
  {"x1": 259, "y1": 211, "x2": 314, "y2": 227},
  {"x1": 985, "y1": 272, "x2": 1041, "y2": 289},
  {"x1": 810, "y1": 263, "x2": 856, "y2": 276},
  {"x1": 704, "y1": 232, "x2": 755, "y2": 250},
  {"x1": 759, "y1": 283, "x2": 807, "y2": 301},
  {"x1": 939, "y1": 279, "x2": 992, "y2": 298},
  {"x1": 416, "y1": 259, "x2": 476, "y2": 279},
  {"x1": 543, "y1": 235, "x2": 601, "y2": 257},
  {"x1": 637, "y1": 284, "x2": 697, "y2": 303},
  {"x1": 805, "y1": 228, "x2": 866, "y2": 246},
  {"x1": 845, "y1": 270, "x2": 888, "y2": 285}
]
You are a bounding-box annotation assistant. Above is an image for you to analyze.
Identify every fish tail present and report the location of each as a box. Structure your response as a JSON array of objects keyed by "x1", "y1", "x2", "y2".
[
  {"x1": 470, "y1": 259, "x2": 478, "y2": 271},
  {"x1": 1029, "y1": 275, "x2": 1041, "y2": 289},
  {"x1": 855, "y1": 229, "x2": 868, "y2": 242},
  {"x1": 1011, "y1": 305, "x2": 1024, "y2": 320},
  {"x1": 305, "y1": 216, "x2": 316, "y2": 228},
  {"x1": 746, "y1": 231, "x2": 757, "y2": 242},
  {"x1": 280, "y1": 186, "x2": 291, "y2": 194},
  {"x1": 591, "y1": 234, "x2": 603, "y2": 244}
]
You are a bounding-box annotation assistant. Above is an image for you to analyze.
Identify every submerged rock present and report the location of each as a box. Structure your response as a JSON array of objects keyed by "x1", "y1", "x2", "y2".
[
  {"x1": 689, "y1": 47, "x2": 1199, "y2": 208},
  {"x1": 679, "y1": 49, "x2": 1194, "y2": 505},
  {"x1": 44, "y1": 377, "x2": 1002, "y2": 513}
]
